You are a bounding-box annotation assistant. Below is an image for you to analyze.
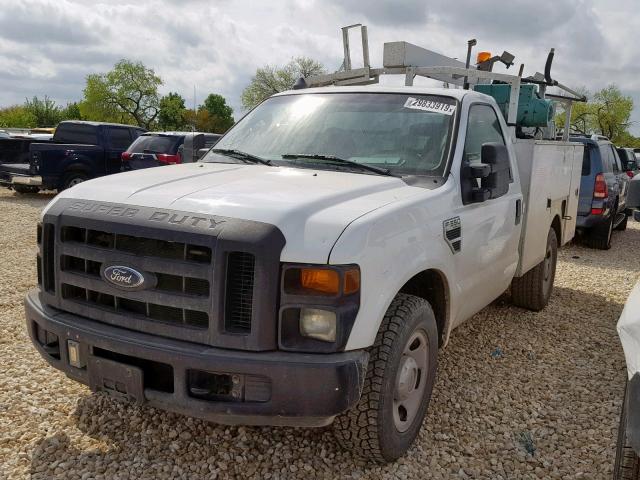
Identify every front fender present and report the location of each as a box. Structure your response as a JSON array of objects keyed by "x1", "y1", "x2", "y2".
[{"x1": 329, "y1": 186, "x2": 456, "y2": 350}]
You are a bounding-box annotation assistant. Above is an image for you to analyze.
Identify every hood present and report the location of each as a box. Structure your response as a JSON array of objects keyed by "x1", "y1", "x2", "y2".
[{"x1": 50, "y1": 162, "x2": 421, "y2": 263}]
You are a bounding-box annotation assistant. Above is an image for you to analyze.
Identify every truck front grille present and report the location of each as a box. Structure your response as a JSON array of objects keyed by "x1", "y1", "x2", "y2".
[
  {"x1": 38, "y1": 200, "x2": 285, "y2": 350},
  {"x1": 54, "y1": 225, "x2": 215, "y2": 344}
]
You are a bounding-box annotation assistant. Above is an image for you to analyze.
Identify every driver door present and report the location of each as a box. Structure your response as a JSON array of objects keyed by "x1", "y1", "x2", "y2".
[{"x1": 451, "y1": 103, "x2": 522, "y2": 324}]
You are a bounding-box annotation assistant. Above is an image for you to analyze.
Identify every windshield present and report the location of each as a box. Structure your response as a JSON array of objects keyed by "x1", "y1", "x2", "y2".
[{"x1": 205, "y1": 93, "x2": 457, "y2": 177}]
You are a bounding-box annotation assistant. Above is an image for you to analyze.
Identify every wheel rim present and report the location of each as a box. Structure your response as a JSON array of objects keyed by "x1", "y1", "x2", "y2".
[
  {"x1": 68, "y1": 177, "x2": 85, "y2": 187},
  {"x1": 393, "y1": 329, "x2": 428, "y2": 433}
]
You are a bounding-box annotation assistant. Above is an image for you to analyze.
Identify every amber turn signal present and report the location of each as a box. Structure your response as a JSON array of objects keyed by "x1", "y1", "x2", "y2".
[
  {"x1": 301, "y1": 268, "x2": 340, "y2": 295},
  {"x1": 344, "y1": 268, "x2": 360, "y2": 295}
]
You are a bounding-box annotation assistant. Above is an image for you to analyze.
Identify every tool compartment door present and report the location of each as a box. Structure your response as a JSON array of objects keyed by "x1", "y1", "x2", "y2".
[
  {"x1": 514, "y1": 140, "x2": 583, "y2": 276},
  {"x1": 562, "y1": 144, "x2": 584, "y2": 245}
]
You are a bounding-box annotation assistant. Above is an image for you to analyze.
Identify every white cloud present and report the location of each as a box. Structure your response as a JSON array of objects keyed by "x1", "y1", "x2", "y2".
[{"x1": 0, "y1": 0, "x2": 638, "y2": 134}]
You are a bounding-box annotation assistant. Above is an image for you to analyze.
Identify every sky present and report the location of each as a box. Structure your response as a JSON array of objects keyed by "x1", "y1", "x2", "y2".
[{"x1": 0, "y1": 0, "x2": 638, "y2": 134}]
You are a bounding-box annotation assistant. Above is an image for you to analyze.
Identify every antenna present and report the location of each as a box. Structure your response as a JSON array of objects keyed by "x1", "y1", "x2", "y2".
[{"x1": 193, "y1": 85, "x2": 197, "y2": 132}]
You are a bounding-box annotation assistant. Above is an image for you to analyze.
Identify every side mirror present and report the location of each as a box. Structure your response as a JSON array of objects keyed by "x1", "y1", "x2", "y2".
[
  {"x1": 197, "y1": 148, "x2": 209, "y2": 160},
  {"x1": 461, "y1": 143, "x2": 510, "y2": 204}
]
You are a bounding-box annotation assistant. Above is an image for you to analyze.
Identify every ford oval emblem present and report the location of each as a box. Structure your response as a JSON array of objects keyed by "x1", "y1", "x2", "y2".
[{"x1": 102, "y1": 265, "x2": 148, "y2": 290}]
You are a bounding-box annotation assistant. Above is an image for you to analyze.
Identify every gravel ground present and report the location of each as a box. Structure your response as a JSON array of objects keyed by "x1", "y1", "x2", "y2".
[{"x1": 0, "y1": 188, "x2": 638, "y2": 479}]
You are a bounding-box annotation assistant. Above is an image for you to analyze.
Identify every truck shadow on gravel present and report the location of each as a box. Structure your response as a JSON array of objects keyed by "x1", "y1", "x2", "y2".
[{"x1": 0, "y1": 191, "x2": 56, "y2": 208}]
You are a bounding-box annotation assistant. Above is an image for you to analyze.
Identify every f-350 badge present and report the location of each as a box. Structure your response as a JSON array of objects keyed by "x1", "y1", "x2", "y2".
[{"x1": 443, "y1": 216, "x2": 462, "y2": 254}]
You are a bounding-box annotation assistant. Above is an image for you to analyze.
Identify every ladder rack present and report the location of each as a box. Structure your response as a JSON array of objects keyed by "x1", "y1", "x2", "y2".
[{"x1": 302, "y1": 25, "x2": 586, "y2": 141}]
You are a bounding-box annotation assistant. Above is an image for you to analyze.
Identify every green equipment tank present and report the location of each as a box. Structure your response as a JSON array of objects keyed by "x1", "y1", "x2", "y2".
[{"x1": 473, "y1": 83, "x2": 554, "y2": 128}]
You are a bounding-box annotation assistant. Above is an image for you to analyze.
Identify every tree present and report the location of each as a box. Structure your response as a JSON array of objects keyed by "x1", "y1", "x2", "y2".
[
  {"x1": 200, "y1": 93, "x2": 234, "y2": 132},
  {"x1": 81, "y1": 59, "x2": 162, "y2": 128},
  {"x1": 0, "y1": 105, "x2": 36, "y2": 128},
  {"x1": 60, "y1": 102, "x2": 82, "y2": 121},
  {"x1": 591, "y1": 85, "x2": 633, "y2": 142},
  {"x1": 241, "y1": 57, "x2": 326, "y2": 109},
  {"x1": 555, "y1": 84, "x2": 634, "y2": 144},
  {"x1": 158, "y1": 92, "x2": 187, "y2": 130},
  {"x1": 24, "y1": 96, "x2": 61, "y2": 127}
]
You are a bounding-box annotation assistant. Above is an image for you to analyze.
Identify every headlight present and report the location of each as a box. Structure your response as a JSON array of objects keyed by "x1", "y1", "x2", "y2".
[
  {"x1": 299, "y1": 308, "x2": 337, "y2": 342},
  {"x1": 279, "y1": 264, "x2": 360, "y2": 352}
]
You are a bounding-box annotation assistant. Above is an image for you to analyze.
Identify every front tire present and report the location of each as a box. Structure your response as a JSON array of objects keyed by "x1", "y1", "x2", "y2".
[
  {"x1": 333, "y1": 294, "x2": 438, "y2": 463},
  {"x1": 511, "y1": 227, "x2": 558, "y2": 311},
  {"x1": 614, "y1": 382, "x2": 640, "y2": 479}
]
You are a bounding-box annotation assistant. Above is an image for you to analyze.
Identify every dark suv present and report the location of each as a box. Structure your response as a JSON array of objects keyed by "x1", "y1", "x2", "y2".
[
  {"x1": 122, "y1": 132, "x2": 221, "y2": 170},
  {"x1": 571, "y1": 135, "x2": 630, "y2": 249},
  {"x1": 617, "y1": 147, "x2": 640, "y2": 178}
]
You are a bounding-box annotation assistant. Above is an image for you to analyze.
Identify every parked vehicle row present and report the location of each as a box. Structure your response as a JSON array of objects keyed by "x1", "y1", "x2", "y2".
[{"x1": 0, "y1": 121, "x2": 222, "y2": 193}]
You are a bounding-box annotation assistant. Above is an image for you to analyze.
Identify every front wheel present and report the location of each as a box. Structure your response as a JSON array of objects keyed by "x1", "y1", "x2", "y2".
[
  {"x1": 614, "y1": 382, "x2": 640, "y2": 479},
  {"x1": 333, "y1": 294, "x2": 438, "y2": 463},
  {"x1": 511, "y1": 227, "x2": 558, "y2": 311}
]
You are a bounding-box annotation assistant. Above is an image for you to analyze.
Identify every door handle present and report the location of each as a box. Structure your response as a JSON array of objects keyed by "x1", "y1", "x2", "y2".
[{"x1": 515, "y1": 199, "x2": 521, "y2": 225}]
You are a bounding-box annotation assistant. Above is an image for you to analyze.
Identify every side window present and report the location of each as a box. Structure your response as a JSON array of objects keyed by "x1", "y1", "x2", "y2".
[
  {"x1": 107, "y1": 127, "x2": 132, "y2": 150},
  {"x1": 463, "y1": 105, "x2": 506, "y2": 165},
  {"x1": 581, "y1": 145, "x2": 591, "y2": 176},
  {"x1": 55, "y1": 124, "x2": 98, "y2": 144},
  {"x1": 599, "y1": 145, "x2": 612, "y2": 172},
  {"x1": 610, "y1": 146, "x2": 621, "y2": 172}
]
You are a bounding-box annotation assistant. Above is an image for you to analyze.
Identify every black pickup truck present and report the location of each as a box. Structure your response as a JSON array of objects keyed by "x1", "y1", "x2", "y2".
[{"x1": 0, "y1": 121, "x2": 145, "y2": 193}]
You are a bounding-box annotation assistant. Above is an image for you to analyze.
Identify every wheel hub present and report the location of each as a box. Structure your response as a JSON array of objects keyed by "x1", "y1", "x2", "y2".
[
  {"x1": 395, "y1": 356, "x2": 418, "y2": 401},
  {"x1": 392, "y1": 329, "x2": 429, "y2": 433}
]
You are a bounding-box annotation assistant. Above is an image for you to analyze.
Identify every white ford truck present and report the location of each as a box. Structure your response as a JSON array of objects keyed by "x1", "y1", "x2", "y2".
[{"x1": 26, "y1": 32, "x2": 586, "y2": 462}]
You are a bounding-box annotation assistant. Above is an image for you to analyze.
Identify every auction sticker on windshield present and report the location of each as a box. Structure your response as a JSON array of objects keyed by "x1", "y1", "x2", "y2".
[{"x1": 403, "y1": 97, "x2": 456, "y2": 115}]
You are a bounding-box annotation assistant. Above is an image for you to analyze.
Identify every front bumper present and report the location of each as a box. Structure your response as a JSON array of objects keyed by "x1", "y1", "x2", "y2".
[{"x1": 25, "y1": 291, "x2": 368, "y2": 427}]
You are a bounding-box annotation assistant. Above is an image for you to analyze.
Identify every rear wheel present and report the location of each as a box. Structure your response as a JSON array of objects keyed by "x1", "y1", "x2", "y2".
[
  {"x1": 333, "y1": 294, "x2": 438, "y2": 463},
  {"x1": 511, "y1": 227, "x2": 558, "y2": 311},
  {"x1": 60, "y1": 171, "x2": 88, "y2": 191},
  {"x1": 583, "y1": 214, "x2": 613, "y2": 249},
  {"x1": 614, "y1": 383, "x2": 640, "y2": 479},
  {"x1": 12, "y1": 185, "x2": 39, "y2": 194}
]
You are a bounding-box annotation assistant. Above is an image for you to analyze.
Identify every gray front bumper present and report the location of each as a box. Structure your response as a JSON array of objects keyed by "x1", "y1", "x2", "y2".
[{"x1": 25, "y1": 290, "x2": 368, "y2": 427}]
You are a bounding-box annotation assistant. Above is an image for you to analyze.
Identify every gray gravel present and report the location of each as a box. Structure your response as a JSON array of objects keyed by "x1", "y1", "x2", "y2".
[{"x1": 1, "y1": 188, "x2": 638, "y2": 479}]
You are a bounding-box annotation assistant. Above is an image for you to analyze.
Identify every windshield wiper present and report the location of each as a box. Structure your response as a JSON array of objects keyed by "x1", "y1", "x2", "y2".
[
  {"x1": 210, "y1": 148, "x2": 272, "y2": 166},
  {"x1": 281, "y1": 153, "x2": 393, "y2": 176}
]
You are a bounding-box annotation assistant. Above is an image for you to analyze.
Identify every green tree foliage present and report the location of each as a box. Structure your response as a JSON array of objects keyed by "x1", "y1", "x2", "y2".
[
  {"x1": 241, "y1": 57, "x2": 326, "y2": 109},
  {"x1": 158, "y1": 92, "x2": 187, "y2": 130},
  {"x1": 556, "y1": 84, "x2": 635, "y2": 144},
  {"x1": 0, "y1": 105, "x2": 37, "y2": 128},
  {"x1": 24, "y1": 96, "x2": 62, "y2": 127},
  {"x1": 81, "y1": 59, "x2": 162, "y2": 128},
  {"x1": 200, "y1": 93, "x2": 234, "y2": 132},
  {"x1": 60, "y1": 102, "x2": 82, "y2": 121}
]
